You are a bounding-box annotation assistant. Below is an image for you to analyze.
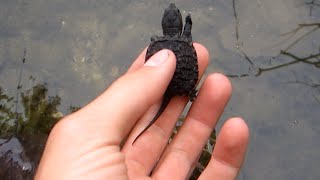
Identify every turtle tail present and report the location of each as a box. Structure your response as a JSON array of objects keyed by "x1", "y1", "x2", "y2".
[{"x1": 132, "y1": 96, "x2": 171, "y2": 144}]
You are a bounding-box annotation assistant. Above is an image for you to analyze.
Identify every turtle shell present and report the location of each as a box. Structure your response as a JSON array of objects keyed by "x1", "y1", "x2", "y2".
[{"x1": 146, "y1": 36, "x2": 199, "y2": 100}]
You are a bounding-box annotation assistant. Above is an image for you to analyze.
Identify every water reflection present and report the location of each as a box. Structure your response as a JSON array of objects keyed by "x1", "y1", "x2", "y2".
[
  {"x1": 227, "y1": 1, "x2": 320, "y2": 77},
  {"x1": 0, "y1": 80, "x2": 64, "y2": 179},
  {"x1": 0, "y1": 49, "x2": 76, "y2": 178}
]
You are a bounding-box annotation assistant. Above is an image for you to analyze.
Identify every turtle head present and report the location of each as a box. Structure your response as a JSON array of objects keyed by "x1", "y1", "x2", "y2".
[{"x1": 161, "y1": 3, "x2": 183, "y2": 37}]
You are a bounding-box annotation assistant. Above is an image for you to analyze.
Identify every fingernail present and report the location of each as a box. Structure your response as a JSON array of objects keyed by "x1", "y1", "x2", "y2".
[{"x1": 144, "y1": 49, "x2": 169, "y2": 67}]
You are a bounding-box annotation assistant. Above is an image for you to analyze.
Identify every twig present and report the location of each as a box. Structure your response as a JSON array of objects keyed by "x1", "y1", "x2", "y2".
[
  {"x1": 283, "y1": 80, "x2": 320, "y2": 88},
  {"x1": 280, "y1": 50, "x2": 320, "y2": 65},
  {"x1": 232, "y1": 0, "x2": 254, "y2": 66},
  {"x1": 232, "y1": 0, "x2": 239, "y2": 41},
  {"x1": 14, "y1": 48, "x2": 26, "y2": 135},
  {"x1": 239, "y1": 49, "x2": 254, "y2": 65},
  {"x1": 313, "y1": 94, "x2": 320, "y2": 103},
  {"x1": 298, "y1": 23, "x2": 320, "y2": 26},
  {"x1": 283, "y1": 25, "x2": 320, "y2": 52},
  {"x1": 252, "y1": 51, "x2": 319, "y2": 76},
  {"x1": 225, "y1": 73, "x2": 250, "y2": 78}
]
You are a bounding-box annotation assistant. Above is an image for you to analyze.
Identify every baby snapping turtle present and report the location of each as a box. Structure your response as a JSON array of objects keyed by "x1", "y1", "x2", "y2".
[{"x1": 133, "y1": 3, "x2": 199, "y2": 144}]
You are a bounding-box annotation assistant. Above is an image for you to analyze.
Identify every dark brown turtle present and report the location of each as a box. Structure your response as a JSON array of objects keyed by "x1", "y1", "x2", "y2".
[{"x1": 133, "y1": 3, "x2": 199, "y2": 144}]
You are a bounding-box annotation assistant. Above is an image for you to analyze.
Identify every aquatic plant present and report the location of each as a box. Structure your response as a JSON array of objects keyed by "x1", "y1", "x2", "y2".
[
  {"x1": 0, "y1": 83, "x2": 63, "y2": 138},
  {"x1": 0, "y1": 87, "x2": 17, "y2": 136}
]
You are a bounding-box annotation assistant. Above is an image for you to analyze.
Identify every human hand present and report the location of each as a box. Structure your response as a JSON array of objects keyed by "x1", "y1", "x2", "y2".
[{"x1": 35, "y1": 44, "x2": 249, "y2": 180}]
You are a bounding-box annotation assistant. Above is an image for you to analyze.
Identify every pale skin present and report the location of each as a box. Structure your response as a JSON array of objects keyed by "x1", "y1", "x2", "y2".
[{"x1": 35, "y1": 43, "x2": 249, "y2": 180}]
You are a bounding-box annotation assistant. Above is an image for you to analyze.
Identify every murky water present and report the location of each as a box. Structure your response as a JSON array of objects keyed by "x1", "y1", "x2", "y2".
[{"x1": 0, "y1": 0, "x2": 319, "y2": 179}]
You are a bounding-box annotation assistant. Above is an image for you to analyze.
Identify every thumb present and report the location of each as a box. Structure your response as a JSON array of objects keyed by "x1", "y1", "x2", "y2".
[{"x1": 74, "y1": 49, "x2": 176, "y2": 143}]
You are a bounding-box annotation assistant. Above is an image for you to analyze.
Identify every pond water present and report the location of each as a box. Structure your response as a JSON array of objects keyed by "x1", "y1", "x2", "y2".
[{"x1": 0, "y1": 0, "x2": 319, "y2": 179}]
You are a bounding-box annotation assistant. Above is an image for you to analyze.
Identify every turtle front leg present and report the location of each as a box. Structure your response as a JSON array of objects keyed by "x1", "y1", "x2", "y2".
[
  {"x1": 150, "y1": 35, "x2": 161, "y2": 42},
  {"x1": 182, "y1": 13, "x2": 193, "y2": 43}
]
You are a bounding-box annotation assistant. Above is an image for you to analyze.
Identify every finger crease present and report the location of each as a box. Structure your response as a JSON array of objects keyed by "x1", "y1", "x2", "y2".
[
  {"x1": 170, "y1": 147, "x2": 194, "y2": 166},
  {"x1": 151, "y1": 122, "x2": 168, "y2": 140},
  {"x1": 212, "y1": 155, "x2": 241, "y2": 170},
  {"x1": 127, "y1": 158, "x2": 149, "y2": 175},
  {"x1": 187, "y1": 116, "x2": 213, "y2": 133}
]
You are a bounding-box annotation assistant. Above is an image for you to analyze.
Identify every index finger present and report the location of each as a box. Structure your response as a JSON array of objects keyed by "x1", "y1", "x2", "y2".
[{"x1": 127, "y1": 43, "x2": 208, "y2": 73}]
